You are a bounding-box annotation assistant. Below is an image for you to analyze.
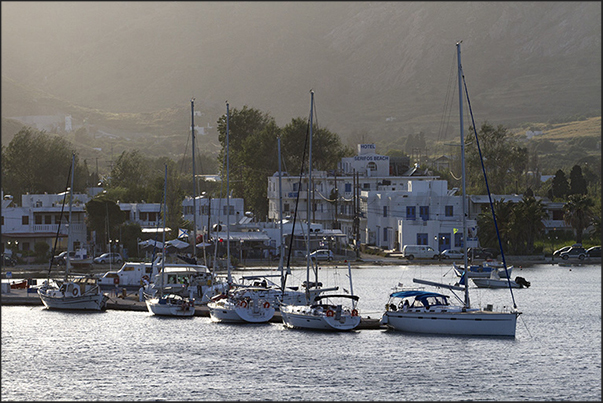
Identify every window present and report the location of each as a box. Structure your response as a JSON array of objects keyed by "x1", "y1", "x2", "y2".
[
  {"x1": 184, "y1": 206, "x2": 193, "y2": 215},
  {"x1": 223, "y1": 206, "x2": 234, "y2": 216},
  {"x1": 383, "y1": 206, "x2": 388, "y2": 217},
  {"x1": 383, "y1": 227, "x2": 388, "y2": 242},
  {"x1": 419, "y1": 206, "x2": 429, "y2": 221},
  {"x1": 284, "y1": 203, "x2": 290, "y2": 213},
  {"x1": 35, "y1": 215, "x2": 42, "y2": 225},
  {"x1": 362, "y1": 183, "x2": 370, "y2": 190},
  {"x1": 417, "y1": 233, "x2": 428, "y2": 245},
  {"x1": 454, "y1": 232, "x2": 463, "y2": 248},
  {"x1": 406, "y1": 206, "x2": 416, "y2": 220},
  {"x1": 22, "y1": 216, "x2": 29, "y2": 225},
  {"x1": 1, "y1": 216, "x2": 3, "y2": 225},
  {"x1": 445, "y1": 205, "x2": 453, "y2": 217},
  {"x1": 45, "y1": 215, "x2": 52, "y2": 224}
]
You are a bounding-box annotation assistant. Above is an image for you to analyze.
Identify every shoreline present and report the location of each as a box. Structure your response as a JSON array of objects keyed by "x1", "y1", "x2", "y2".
[{"x1": 2, "y1": 254, "x2": 598, "y2": 280}]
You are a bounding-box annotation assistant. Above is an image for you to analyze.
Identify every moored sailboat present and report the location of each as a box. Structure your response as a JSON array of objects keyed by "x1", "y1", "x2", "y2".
[
  {"x1": 279, "y1": 91, "x2": 361, "y2": 332},
  {"x1": 38, "y1": 153, "x2": 108, "y2": 311},
  {"x1": 381, "y1": 42, "x2": 521, "y2": 337}
]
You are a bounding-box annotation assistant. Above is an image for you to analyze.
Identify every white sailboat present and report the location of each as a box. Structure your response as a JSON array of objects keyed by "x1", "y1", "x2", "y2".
[
  {"x1": 381, "y1": 42, "x2": 521, "y2": 337},
  {"x1": 145, "y1": 165, "x2": 195, "y2": 317},
  {"x1": 39, "y1": 153, "x2": 109, "y2": 311},
  {"x1": 208, "y1": 101, "x2": 275, "y2": 323},
  {"x1": 279, "y1": 90, "x2": 361, "y2": 332}
]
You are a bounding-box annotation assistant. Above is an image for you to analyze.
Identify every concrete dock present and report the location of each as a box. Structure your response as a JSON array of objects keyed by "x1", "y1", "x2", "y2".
[{"x1": 1, "y1": 287, "x2": 384, "y2": 329}]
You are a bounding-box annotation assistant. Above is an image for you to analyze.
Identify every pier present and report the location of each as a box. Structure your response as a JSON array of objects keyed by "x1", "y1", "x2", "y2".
[{"x1": 1, "y1": 287, "x2": 384, "y2": 329}]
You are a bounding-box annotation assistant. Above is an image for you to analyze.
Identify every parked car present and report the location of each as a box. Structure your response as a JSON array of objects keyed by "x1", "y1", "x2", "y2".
[
  {"x1": 586, "y1": 246, "x2": 601, "y2": 258},
  {"x1": 2, "y1": 254, "x2": 16, "y2": 267},
  {"x1": 52, "y1": 251, "x2": 75, "y2": 265},
  {"x1": 93, "y1": 252, "x2": 123, "y2": 264},
  {"x1": 466, "y1": 247, "x2": 496, "y2": 260},
  {"x1": 439, "y1": 249, "x2": 465, "y2": 260},
  {"x1": 307, "y1": 249, "x2": 334, "y2": 262},
  {"x1": 402, "y1": 245, "x2": 440, "y2": 260},
  {"x1": 559, "y1": 247, "x2": 587, "y2": 260},
  {"x1": 553, "y1": 244, "x2": 581, "y2": 257}
]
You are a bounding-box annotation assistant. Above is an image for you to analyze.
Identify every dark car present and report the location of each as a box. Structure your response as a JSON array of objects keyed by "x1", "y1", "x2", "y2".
[
  {"x1": 586, "y1": 246, "x2": 601, "y2": 258},
  {"x1": 466, "y1": 247, "x2": 495, "y2": 260},
  {"x1": 2, "y1": 254, "x2": 16, "y2": 267},
  {"x1": 52, "y1": 251, "x2": 75, "y2": 265},
  {"x1": 559, "y1": 247, "x2": 587, "y2": 260}
]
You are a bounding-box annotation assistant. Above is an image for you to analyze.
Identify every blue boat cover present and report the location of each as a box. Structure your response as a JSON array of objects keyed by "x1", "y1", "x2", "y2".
[{"x1": 390, "y1": 290, "x2": 447, "y2": 299}]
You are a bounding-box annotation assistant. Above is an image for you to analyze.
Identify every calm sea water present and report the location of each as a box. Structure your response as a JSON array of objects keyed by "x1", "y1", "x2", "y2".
[{"x1": 2, "y1": 263, "x2": 601, "y2": 401}]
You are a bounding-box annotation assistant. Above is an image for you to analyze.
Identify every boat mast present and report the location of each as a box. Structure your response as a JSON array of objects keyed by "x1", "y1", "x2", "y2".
[
  {"x1": 226, "y1": 101, "x2": 231, "y2": 284},
  {"x1": 278, "y1": 137, "x2": 285, "y2": 294},
  {"x1": 457, "y1": 41, "x2": 470, "y2": 309},
  {"x1": 191, "y1": 98, "x2": 198, "y2": 264},
  {"x1": 65, "y1": 152, "x2": 75, "y2": 281},
  {"x1": 306, "y1": 90, "x2": 314, "y2": 304},
  {"x1": 161, "y1": 164, "x2": 167, "y2": 297}
]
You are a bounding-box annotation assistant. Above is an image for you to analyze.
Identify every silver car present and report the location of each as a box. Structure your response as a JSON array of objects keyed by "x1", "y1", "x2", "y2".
[
  {"x1": 439, "y1": 249, "x2": 464, "y2": 259},
  {"x1": 307, "y1": 249, "x2": 334, "y2": 262}
]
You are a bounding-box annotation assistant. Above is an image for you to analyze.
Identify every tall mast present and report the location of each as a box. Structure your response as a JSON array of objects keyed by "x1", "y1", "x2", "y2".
[
  {"x1": 457, "y1": 41, "x2": 470, "y2": 309},
  {"x1": 278, "y1": 137, "x2": 285, "y2": 293},
  {"x1": 161, "y1": 164, "x2": 167, "y2": 296},
  {"x1": 226, "y1": 101, "x2": 231, "y2": 283},
  {"x1": 65, "y1": 152, "x2": 75, "y2": 281},
  {"x1": 191, "y1": 98, "x2": 198, "y2": 262},
  {"x1": 306, "y1": 90, "x2": 314, "y2": 303}
]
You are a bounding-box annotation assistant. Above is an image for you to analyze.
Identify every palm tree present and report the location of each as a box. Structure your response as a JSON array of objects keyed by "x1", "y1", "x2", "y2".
[
  {"x1": 512, "y1": 195, "x2": 547, "y2": 254},
  {"x1": 563, "y1": 194, "x2": 595, "y2": 244}
]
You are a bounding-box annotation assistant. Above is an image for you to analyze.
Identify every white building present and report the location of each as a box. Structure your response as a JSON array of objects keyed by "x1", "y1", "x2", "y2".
[
  {"x1": 1, "y1": 191, "x2": 91, "y2": 259},
  {"x1": 363, "y1": 180, "x2": 477, "y2": 252},
  {"x1": 267, "y1": 144, "x2": 439, "y2": 249}
]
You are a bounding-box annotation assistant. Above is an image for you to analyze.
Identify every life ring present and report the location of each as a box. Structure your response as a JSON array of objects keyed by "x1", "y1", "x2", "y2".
[
  {"x1": 239, "y1": 300, "x2": 248, "y2": 308},
  {"x1": 72, "y1": 287, "x2": 79, "y2": 296},
  {"x1": 326, "y1": 309, "x2": 334, "y2": 317},
  {"x1": 351, "y1": 309, "x2": 358, "y2": 317},
  {"x1": 113, "y1": 277, "x2": 120, "y2": 285},
  {"x1": 263, "y1": 301, "x2": 270, "y2": 309}
]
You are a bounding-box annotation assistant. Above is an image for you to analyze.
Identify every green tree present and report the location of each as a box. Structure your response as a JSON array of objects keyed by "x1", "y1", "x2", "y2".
[
  {"x1": 563, "y1": 194, "x2": 595, "y2": 244},
  {"x1": 549, "y1": 169, "x2": 570, "y2": 200},
  {"x1": 466, "y1": 122, "x2": 526, "y2": 195},
  {"x1": 85, "y1": 195, "x2": 127, "y2": 253},
  {"x1": 1, "y1": 128, "x2": 88, "y2": 197},
  {"x1": 216, "y1": 105, "x2": 274, "y2": 203},
  {"x1": 476, "y1": 199, "x2": 515, "y2": 254},
  {"x1": 568, "y1": 164, "x2": 588, "y2": 195},
  {"x1": 511, "y1": 195, "x2": 547, "y2": 254}
]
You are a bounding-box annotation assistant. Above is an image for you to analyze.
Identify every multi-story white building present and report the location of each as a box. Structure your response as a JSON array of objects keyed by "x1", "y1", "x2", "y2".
[
  {"x1": 181, "y1": 195, "x2": 246, "y2": 237},
  {"x1": 362, "y1": 180, "x2": 478, "y2": 252},
  {"x1": 267, "y1": 144, "x2": 441, "y2": 249},
  {"x1": 1, "y1": 191, "x2": 91, "y2": 258}
]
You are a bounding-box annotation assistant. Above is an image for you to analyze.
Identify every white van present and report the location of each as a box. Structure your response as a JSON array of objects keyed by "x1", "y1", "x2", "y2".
[{"x1": 402, "y1": 245, "x2": 440, "y2": 260}]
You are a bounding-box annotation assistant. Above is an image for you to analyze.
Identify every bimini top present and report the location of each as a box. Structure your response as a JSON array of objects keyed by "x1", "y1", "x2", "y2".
[{"x1": 390, "y1": 290, "x2": 448, "y2": 300}]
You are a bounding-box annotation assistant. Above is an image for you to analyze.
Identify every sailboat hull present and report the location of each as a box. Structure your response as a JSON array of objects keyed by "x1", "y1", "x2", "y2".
[
  {"x1": 280, "y1": 305, "x2": 361, "y2": 331},
  {"x1": 145, "y1": 296, "x2": 195, "y2": 317},
  {"x1": 39, "y1": 291, "x2": 108, "y2": 311},
  {"x1": 383, "y1": 309, "x2": 519, "y2": 337}
]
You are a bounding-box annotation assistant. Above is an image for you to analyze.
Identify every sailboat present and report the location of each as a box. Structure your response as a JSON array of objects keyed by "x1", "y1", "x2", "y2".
[
  {"x1": 39, "y1": 153, "x2": 109, "y2": 311},
  {"x1": 145, "y1": 165, "x2": 195, "y2": 317},
  {"x1": 207, "y1": 101, "x2": 275, "y2": 323},
  {"x1": 380, "y1": 42, "x2": 521, "y2": 337},
  {"x1": 279, "y1": 90, "x2": 361, "y2": 331}
]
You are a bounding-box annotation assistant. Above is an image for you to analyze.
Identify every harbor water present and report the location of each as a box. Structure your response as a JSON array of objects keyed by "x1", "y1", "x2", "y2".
[{"x1": 2, "y1": 263, "x2": 601, "y2": 401}]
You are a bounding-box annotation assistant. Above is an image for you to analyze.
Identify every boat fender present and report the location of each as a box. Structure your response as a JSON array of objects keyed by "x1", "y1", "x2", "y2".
[
  {"x1": 113, "y1": 277, "x2": 120, "y2": 285},
  {"x1": 263, "y1": 302, "x2": 270, "y2": 309},
  {"x1": 239, "y1": 300, "x2": 248, "y2": 308},
  {"x1": 326, "y1": 310, "x2": 334, "y2": 317},
  {"x1": 351, "y1": 309, "x2": 358, "y2": 317},
  {"x1": 73, "y1": 287, "x2": 79, "y2": 296}
]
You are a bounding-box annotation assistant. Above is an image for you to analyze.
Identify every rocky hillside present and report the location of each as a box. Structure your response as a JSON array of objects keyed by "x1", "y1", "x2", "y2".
[{"x1": 2, "y1": 2, "x2": 600, "y2": 148}]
